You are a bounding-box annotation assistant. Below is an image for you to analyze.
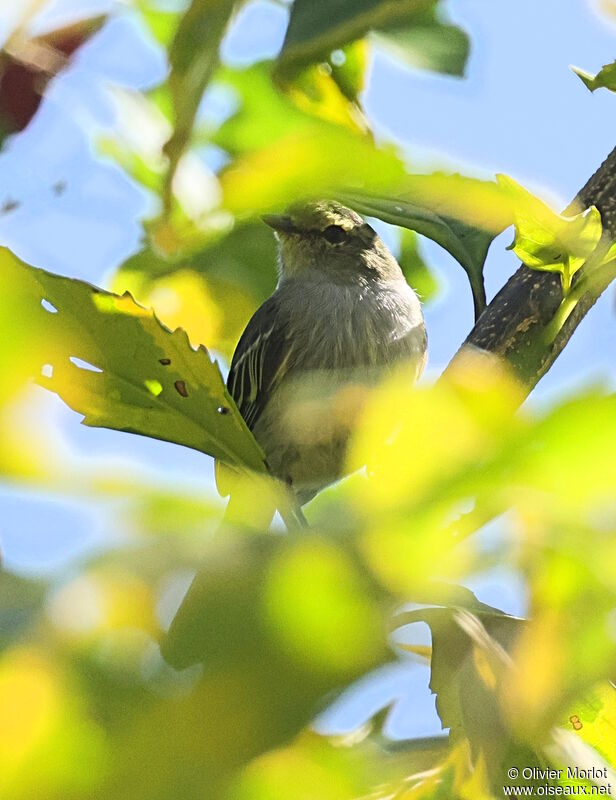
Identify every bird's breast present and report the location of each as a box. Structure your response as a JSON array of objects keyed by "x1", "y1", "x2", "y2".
[{"x1": 279, "y1": 277, "x2": 425, "y2": 373}]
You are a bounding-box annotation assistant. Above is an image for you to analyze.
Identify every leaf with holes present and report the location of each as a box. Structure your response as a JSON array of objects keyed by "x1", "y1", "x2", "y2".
[{"x1": 0, "y1": 247, "x2": 266, "y2": 472}]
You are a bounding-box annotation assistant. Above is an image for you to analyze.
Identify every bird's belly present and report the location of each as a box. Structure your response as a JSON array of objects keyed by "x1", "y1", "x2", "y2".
[
  {"x1": 252, "y1": 280, "x2": 426, "y2": 502},
  {"x1": 252, "y1": 379, "x2": 357, "y2": 505},
  {"x1": 254, "y1": 334, "x2": 423, "y2": 502}
]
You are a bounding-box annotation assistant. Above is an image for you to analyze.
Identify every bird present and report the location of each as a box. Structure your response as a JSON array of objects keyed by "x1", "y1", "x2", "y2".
[
  {"x1": 225, "y1": 200, "x2": 427, "y2": 511},
  {"x1": 162, "y1": 202, "x2": 427, "y2": 668}
]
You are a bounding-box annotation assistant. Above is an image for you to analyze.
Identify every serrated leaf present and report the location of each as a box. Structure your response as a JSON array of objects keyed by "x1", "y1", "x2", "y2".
[
  {"x1": 0, "y1": 247, "x2": 266, "y2": 472},
  {"x1": 572, "y1": 61, "x2": 616, "y2": 94},
  {"x1": 277, "y1": 0, "x2": 469, "y2": 78},
  {"x1": 497, "y1": 174, "x2": 603, "y2": 293}
]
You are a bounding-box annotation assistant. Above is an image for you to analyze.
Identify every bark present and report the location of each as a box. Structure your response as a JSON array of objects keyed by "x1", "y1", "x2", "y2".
[{"x1": 448, "y1": 147, "x2": 616, "y2": 389}]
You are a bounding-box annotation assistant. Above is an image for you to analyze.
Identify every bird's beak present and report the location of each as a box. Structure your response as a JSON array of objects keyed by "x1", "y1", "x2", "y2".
[{"x1": 262, "y1": 214, "x2": 298, "y2": 234}]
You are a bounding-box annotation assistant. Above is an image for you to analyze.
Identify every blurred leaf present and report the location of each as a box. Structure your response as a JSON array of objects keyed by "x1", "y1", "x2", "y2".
[
  {"x1": 374, "y1": 7, "x2": 469, "y2": 77},
  {"x1": 221, "y1": 122, "x2": 407, "y2": 214},
  {"x1": 114, "y1": 219, "x2": 278, "y2": 358},
  {"x1": 599, "y1": 0, "x2": 616, "y2": 19},
  {"x1": 163, "y1": 533, "x2": 387, "y2": 674},
  {"x1": 328, "y1": 40, "x2": 369, "y2": 104},
  {"x1": 213, "y1": 62, "x2": 328, "y2": 156},
  {"x1": 277, "y1": 0, "x2": 469, "y2": 78},
  {"x1": 164, "y1": 0, "x2": 236, "y2": 204},
  {"x1": 0, "y1": 572, "x2": 46, "y2": 652},
  {"x1": 278, "y1": 62, "x2": 368, "y2": 133},
  {"x1": 497, "y1": 174, "x2": 603, "y2": 292},
  {"x1": 405, "y1": 608, "x2": 521, "y2": 739},
  {"x1": 0, "y1": 247, "x2": 266, "y2": 472},
  {"x1": 161, "y1": 533, "x2": 390, "y2": 786},
  {"x1": 572, "y1": 61, "x2": 616, "y2": 93},
  {"x1": 402, "y1": 607, "x2": 542, "y2": 792},
  {"x1": 559, "y1": 683, "x2": 616, "y2": 775},
  {"x1": 228, "y1": 730, "x2": 448, "y2": 800},
  {"x1": 135, "y1": 0, "x2": 183, "y2": 48},
  {"x1": 398, "y1": 229, "x2": 440, "y2": 304},
  {"x1": 0, "y1": 647, "x2": 108, "y2": 798},
  {"x1": 0, "y1": 15, "x2": 105, "y2": 141}
]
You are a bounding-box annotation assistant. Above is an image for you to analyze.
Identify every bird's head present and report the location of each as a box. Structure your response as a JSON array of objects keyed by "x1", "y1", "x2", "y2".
[{"x1": 262, "y1": 200, "x2": 402, "y2": 283}]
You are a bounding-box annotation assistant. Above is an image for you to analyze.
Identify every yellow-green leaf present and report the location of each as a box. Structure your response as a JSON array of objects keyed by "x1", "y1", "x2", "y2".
[
  {"x1": 572, "y1": 61, "x2": 616, "y2": 94},
  {"x1": 497, "y1": 174, "x2": 603, "y2": 292},
  {"x1": 0, "y1": 248, "x2": 266, "y2": 472}
]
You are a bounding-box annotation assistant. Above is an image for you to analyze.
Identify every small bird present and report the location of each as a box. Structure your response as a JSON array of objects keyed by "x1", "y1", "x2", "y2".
[{"x1": 226, "y1": 200, "x2": 427, "y2": 508}]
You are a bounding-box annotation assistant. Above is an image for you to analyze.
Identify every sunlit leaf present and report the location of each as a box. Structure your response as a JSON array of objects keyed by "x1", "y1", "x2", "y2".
[
  {"x1": 135, "y1": 0, "x2": 183, "y2": 48},
  {"x1": 572, "y1": 61, "x2": 616, "y2": 93},
  {"x1": 497, "y1": 174, "x2": 603, "y2": 292},
  {"x1": 0, "y1": 572, "x2": 46, "y2": 652},
  {"x1": 228, "y1": 730, "x2": 447, "y2": 800},
  {"x1": 558, "y1": 683, "x2": 616, "y2": 776},
  {"x1": 0, "y1": 647, "x2": 108, "y2": 797},
  {"x1": 279, "y1": 62, "x2": 369, "y2": 133},
  {"x1": 0, "y1": 247, "x2": 266, "y2": 472}
]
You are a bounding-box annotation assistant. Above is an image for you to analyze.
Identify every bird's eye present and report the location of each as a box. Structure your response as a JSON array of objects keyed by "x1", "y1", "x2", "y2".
[{"x1": 323, "y1": 224, "x2": 347, "y2": 245}]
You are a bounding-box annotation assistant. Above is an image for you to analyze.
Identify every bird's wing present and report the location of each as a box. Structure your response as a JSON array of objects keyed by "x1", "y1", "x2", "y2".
[{"x1": 227, "y1": 294, "x2": 292, "y2": 431}]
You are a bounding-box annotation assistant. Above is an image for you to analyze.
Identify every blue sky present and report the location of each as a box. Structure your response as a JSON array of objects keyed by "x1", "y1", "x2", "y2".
[{"x1": 0, "y1": 0, "x2": 615, "y2": 738}]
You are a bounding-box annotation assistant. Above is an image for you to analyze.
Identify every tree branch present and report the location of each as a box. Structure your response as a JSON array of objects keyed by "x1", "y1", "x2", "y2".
[{"x1": 448, "y1": 146, "x2": 616, "y2": 389}]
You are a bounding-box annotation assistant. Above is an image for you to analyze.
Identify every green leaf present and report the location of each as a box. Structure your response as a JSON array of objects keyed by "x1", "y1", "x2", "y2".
[
  {"x1": 401, "y1": 606, "x2": 540, "y2": 791},
  {"x1": 374, "y1": 8, "x2": 469, "y2": 77},
  {"x1": 397, "y1": 229, "x2": 440, "y2": 304},
  {"x1": 342, "y1": 193, "x2": 504, "y2": 320},
  {"x1": 555, "y1": 683, "x2": 616, "y2": 783},
  {"x1": 135, "y1": 0, "x2": 183, "y2": 48},
  {"x1": 164, "y1": 0, "x2": 236, "y2": 202},
  {"x1": 572, "y1": 61, "x2": 616, "y2": 93},
  {"x1": 328, "y1": 40, "x2": 369, "y2": 103},
  {"x1": 0, "y1": 571, "x2": 47, "y2": 651},
  {"x1": 497, "y1": 174, "x2": 603, "y2": 293},
  {"x1": 162, "y1": 533, "x2": 389, "y2": 774},
  {"x1": 0, "y1": 247, "x2": 266, "y2": 472},
  {"x1": 277, "y1": 0, "x2": 469, "y2": 78}
]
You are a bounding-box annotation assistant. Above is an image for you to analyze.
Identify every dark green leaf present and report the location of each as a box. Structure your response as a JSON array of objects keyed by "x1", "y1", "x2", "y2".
[
  {"x1": 328, "y1": 40, "x2": 369, "y2": 103},
  {"x1": 374, "y1": 8, "x2": 469, "y2": 77},
  {"x1": 342, "y1": 193, "x2": 505, "y2": 320},
  {"x1": 164, "y1": 0, "x2": 237, "y2": 202},
  {"x1": 278, "y1": 0, "x2": 469, "y2": 78},
  {"x1": 398, "y1": 229, "x2": 440, "y2": 304},
  {"x1": 0, "y1": 570, "x2": 47, "y2": 651}
]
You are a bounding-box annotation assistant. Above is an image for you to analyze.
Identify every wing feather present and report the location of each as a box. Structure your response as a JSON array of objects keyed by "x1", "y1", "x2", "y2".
[{"x1": 227, "y1": 294, "x2": 291, "y2": 431}]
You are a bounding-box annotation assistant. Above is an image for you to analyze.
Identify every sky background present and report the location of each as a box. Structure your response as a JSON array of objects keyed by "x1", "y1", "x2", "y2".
[{"x1": 0, "y1": 0, "x2": 615, "y2": 739}]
